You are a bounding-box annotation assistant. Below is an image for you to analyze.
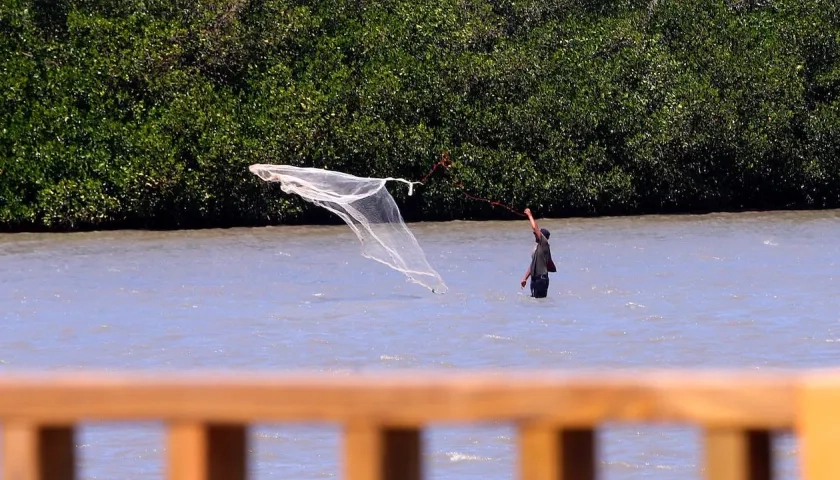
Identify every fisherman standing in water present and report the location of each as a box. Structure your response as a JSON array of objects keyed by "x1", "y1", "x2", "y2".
[{"x1": 520, "y1": 208, "x2": 555, "y2": 298}]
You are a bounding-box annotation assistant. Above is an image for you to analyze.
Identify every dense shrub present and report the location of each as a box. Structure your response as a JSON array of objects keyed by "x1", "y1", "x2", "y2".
[{"x1": 1, "y1": 0, "x2": 839, "y2": 230}]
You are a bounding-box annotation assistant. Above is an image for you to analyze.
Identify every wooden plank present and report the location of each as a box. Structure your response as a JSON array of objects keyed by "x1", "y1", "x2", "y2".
[
  {"x1": 167, "y1": 423, "x2": 246, "y2": 480},
  {"x1": 2, "y1": 423, "x2": 75, "y2": 480},
  {"x1": 383, "y1": 429, "x2": 421, "y2": 480},
  {"x1": 0, "y1": 371, "x2": 797, "y2": 427},
  {"x1": 208, "y1": 425, "x2": 247, "y2": 480},
  {"x1": 39, "y1": 427, "x2": 76, "y2": 480},
  {"x1": 519, "y1": 423, "x2": 595, "y2": 480},
  {"x1": 3, "y1": 423, "x2": 39, "y2": 480},
  {"x1": 168, "y1": 423, "x2": 206, "y2": 480},
  {"x1": 800, "y1": 375, "x2": 840, "y2": 480},
  {"x1": 704, "y1": 429, "x2": 771, "y2": 480},
  {"x1": 344, "y1": 424, "x2": 421, "y2": 480},
  {"x1": 562, "y1": 430, "x2": 596, "y2": 480},
  {"x1": 345, "y1": 423, "x2": 381, "y2": 480}
]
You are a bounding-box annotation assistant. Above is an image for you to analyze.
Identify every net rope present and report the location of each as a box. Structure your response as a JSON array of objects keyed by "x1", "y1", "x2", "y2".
[{"x1": 249, "y1": 164, "x2": 448, "y2": 294}]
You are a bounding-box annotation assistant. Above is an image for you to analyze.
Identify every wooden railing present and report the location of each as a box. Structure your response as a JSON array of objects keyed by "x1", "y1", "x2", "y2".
[{"x1": 0, "y1": 370, "x2": 838, "y2": 480}]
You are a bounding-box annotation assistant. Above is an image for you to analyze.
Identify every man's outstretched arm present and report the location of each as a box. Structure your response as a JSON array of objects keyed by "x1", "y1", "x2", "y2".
[{"x1": 524, "y1": 208, "x2": 541, "y2": 238}]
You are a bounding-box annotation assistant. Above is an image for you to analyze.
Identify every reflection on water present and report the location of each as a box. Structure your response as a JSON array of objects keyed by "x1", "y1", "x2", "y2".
[{"x1": 2, "y1": 210, "x2": 839, "y2": 478}]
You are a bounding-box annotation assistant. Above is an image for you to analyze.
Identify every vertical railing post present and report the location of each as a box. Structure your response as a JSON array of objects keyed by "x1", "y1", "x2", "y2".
[
  {"x1": 519, "y1": 422, "x2": 596, "y2": 480},
  {"x1": 800, "y1": 378, "x2": 840, "y2": 480},
  {"x1": 167, "y1": 422, "x2": 247, "y2": 480},
  {"x1": 704, "y1": 429, "x2": 771, "y2": 480},
  {"x1": 344, "y1": 423, "x2": 422, "y2": 480},
  {"x1": 2, "y1": 423, "x2": 75, "y2": 480}
]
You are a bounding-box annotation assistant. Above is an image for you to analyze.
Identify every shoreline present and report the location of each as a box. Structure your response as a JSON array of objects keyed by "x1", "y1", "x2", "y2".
[{"x1": 1, "y1": 205, "x2": 837, "y2": 236}]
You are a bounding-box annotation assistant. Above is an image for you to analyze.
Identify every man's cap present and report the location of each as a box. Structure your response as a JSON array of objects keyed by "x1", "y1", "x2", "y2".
[{"x1": 540, "y1": 228, "x2": 550, "y2": 239}]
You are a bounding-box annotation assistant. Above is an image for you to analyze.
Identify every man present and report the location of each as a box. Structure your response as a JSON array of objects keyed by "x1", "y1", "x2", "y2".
[{"x1": 520, "y1": 208, "x2": 555, "y2": 298}]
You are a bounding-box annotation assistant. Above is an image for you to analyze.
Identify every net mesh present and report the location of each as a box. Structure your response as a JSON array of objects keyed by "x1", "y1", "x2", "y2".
[{"x1": 249, "y1": 164, "x2": 448, "y2": 294}]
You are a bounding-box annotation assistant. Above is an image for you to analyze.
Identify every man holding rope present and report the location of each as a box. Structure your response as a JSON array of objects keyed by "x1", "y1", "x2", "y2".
[{"x1": 520, "y1": 208, "x2": 555, "y2": 298}]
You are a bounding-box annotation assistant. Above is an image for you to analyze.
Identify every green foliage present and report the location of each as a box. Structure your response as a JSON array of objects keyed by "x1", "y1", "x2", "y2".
[{"x1": 1, "y1": 0, "x2": 840, "y2": 230}]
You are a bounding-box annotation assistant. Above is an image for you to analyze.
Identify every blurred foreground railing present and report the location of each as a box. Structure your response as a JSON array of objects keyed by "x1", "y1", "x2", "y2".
[{"x1": 0, "y1": 370, "x2": 839, "y2": 480}]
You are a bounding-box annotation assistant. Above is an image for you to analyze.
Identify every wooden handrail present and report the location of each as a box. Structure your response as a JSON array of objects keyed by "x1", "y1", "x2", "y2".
[
  {"x1": 0, "y1": 370, "x2": 798, "y2": 425},
  {"x1": 0, "y1": 369, "x2": 837, "y2": 480}
]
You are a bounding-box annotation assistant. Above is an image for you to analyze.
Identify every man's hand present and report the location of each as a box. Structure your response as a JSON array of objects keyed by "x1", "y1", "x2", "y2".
[
  {"x1": 524, "y1": 208, "x2": 532, "y2": 217},
  {"x1": 520, "y1": 279, "x2": 527, "y2": 288}
]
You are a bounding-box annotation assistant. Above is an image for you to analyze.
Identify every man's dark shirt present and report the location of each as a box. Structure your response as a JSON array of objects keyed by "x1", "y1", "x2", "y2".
[{"x1": 530, "y1": 235, "x2": 551, "y2": 277}]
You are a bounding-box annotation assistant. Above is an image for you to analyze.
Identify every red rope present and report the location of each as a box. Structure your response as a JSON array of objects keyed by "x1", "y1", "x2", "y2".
[
  {"x1": 456, "y1": 184, "x2": 527, "y2": 217},
  {"x1": 416, "y1": 151, "x2": 454, "y2": 184},
  {"x1": 419, "y1": 152, "x2": 526, "y2": 217}
]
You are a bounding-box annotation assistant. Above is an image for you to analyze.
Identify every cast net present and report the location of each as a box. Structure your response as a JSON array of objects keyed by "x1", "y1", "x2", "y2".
[{"x1": 249, "y1": 164, "x2": 448, "y2": 294}]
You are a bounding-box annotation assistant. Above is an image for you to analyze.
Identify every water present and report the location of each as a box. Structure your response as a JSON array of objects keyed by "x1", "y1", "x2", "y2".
[{"x1": 2, "y1": 210, "x2": 839, "y2": 479}]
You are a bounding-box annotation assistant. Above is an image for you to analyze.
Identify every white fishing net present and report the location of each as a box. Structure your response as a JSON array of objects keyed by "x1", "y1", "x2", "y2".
[{"x1": 249, "y1": 164, "x2": 448, "y2": 294}]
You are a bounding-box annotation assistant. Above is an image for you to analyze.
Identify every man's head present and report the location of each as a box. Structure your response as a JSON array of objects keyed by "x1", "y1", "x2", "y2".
[{"x1": 535, "y1": 228, "x2": 550, "y2": 242}]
